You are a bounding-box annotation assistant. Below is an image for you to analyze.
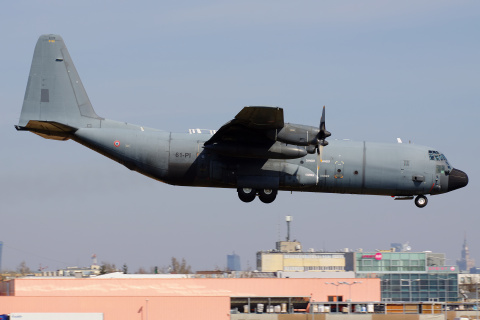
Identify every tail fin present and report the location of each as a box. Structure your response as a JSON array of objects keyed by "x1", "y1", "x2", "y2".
[{"x1": 16, "y1": 34, "x2": 103, "y2": 140}]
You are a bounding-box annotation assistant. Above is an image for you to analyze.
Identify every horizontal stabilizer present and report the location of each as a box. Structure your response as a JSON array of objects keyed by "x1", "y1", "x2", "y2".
[{"x1": 15, "y1": 120, "x2": 77, "y2": 140}]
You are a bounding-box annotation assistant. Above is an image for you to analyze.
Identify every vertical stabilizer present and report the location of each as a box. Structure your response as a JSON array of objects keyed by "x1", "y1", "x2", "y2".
[{"x1": 17, "y1": 34, "x2": 102, "y2": 139}]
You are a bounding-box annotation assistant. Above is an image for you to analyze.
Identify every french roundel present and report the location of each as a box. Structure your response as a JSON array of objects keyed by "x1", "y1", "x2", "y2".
[{"x1": 114, "y1": 140, "x2": 120, "y2": 147}]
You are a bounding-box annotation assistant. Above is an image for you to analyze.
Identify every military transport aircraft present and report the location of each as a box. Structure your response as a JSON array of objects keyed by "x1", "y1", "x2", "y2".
[{"x1": 15, "y1": 35, "x2": 468, "y2": 207}]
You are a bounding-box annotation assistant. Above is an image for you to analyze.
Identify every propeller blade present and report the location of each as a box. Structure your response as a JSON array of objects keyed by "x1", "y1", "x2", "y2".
[
  {"x1": 320, "y1": 106, "x2": 326, "y2": 133},
  {"x1": 318, "y1": 106, "x2": 331, "y2": 144},
  {"x1": 316, "y1": 107, "x2": 329, "y2": 185}
]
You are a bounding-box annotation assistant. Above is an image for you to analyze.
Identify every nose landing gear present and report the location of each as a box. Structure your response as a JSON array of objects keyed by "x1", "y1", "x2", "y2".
[{"x1": 414, "y1": 195, "x2": 428, "y2": 208}]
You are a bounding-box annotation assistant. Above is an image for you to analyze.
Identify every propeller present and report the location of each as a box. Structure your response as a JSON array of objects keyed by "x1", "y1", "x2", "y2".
[{"x1": 316, "y1": 106, "x2": 331, "y2": 184}]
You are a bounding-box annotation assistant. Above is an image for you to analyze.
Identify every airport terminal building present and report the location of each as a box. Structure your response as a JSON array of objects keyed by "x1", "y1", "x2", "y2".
[
  {"x1": 256, "y1": 240, "x2": 459, "y2": 302},
  {"x1": 355, "y1": 251, "x2": 459, "y2": 302}
]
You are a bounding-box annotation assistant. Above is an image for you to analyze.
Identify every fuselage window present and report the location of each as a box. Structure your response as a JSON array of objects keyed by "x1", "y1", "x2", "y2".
[
  {"x1": 429, "y1": 150, "x2": 452, "y2": 170},
  {"x1": 436, "y1": 165, "x2": 446, "y2": 174},
  {"x1": 428, "y1": 150, "x2": 439, "y2": 160}
]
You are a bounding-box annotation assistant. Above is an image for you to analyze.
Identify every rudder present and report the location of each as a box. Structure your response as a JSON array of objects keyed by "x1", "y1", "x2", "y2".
[{"x1": 17, "y1": 34, "x2": 102, "y2": 139}]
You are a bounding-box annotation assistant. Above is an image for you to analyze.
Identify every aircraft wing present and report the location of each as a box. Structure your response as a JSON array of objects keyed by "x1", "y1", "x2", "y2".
[{"x1": 204, "y1": 106, "x2": 284, "y2": 146}]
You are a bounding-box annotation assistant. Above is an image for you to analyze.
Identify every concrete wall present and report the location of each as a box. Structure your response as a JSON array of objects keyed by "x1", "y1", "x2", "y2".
[
  {"x1": 0, "y1": 277, "x2": 381, "y2": 319},
  {"x1": 0, "y1": 296, "x2": 230, "y2": 320}
]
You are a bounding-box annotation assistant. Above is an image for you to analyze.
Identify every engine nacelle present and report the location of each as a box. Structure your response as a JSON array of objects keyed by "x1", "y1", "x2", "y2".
[{"x1": 269, "y1": 123, "x2": 320, "y2": 146}]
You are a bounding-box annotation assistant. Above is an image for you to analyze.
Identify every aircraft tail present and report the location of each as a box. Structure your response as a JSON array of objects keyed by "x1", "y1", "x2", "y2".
[{"x1": 16, "y1": 34, "x2": 103, "y2": 140}]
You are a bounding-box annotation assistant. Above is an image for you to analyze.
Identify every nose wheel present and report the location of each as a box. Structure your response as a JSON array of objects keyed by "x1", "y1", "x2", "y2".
[{"x1": 414, "y1": 195, "x2": 428, "y2": 208}]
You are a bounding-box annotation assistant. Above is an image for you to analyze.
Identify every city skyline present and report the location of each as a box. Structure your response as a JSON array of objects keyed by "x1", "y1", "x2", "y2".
[{"x1": 0, "y1": 233, "x2": 474, "y2": 273}]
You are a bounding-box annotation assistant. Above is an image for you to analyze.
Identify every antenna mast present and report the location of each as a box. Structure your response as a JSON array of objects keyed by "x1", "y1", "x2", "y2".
[
  {"x1": 91, "y1": 254, "x2": 98, "y2": 266},
  {"x1": 286, "y1": 216, "x2": 292, "y2": 241}
]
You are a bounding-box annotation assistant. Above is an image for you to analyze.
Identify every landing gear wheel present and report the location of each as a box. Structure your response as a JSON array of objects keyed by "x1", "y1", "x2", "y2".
[
  {"x1": 415, "y1": 195, "x2": 428, "y2": 208},
  {"x1": 237, "y1": 187, "x2": 256, "y2": 203},
  {"x1": 258, "y1": 189, "x2": 278, "y2": 204}
]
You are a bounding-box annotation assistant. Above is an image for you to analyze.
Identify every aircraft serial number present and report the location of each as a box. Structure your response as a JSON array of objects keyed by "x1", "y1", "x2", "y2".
[{"x1": 175, "y1": 152, "x2": 192, "y2": 158}]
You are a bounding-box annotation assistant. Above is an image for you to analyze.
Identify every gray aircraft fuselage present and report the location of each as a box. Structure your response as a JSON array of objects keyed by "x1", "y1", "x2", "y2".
[
  {"x1": 72, "y1": 120, "x2": 456, "y2": 196},
  {"x1": 16, "y1": 35, "x2": 469, "y2": 207}
]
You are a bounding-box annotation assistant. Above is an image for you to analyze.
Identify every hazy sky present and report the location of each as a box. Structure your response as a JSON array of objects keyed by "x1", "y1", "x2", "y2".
[{"x1": 1, "y1": 1, "x2": 479, "y2": 273}]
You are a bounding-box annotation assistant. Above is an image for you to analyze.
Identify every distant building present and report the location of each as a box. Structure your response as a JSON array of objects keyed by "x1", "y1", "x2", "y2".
[
  {"x1": 0, "y1": 241, "x2": 3, "y2": 271},
  {"x1": 457, "y1": 234, "x2": 475, "y2": 272},
  {"x1": 227, "y1": 253, "x2": 241, "y2": 271},
  {"x1": 33, "y1": 265, "x2": 101, "y2": 278},
  {"x1": 390, "y1": 242, "x2": 411, "y2": 252},
  {"x1": 356, "y1": 250, "x2": 458, "y2": 302},
  {"x1": 276, "y1": 240, "x2": 302, "y2": 253},
  {"x1": 469, "y1": 267, "x2": 480, "y2": 274},
  {"x1": 458, "y1": 273, "x2": 480, "y2": 300},
  {"x1": 257, "y1": 240, "x2": 354, "y2": 272},
  {"x1": 257, "y1": 216, "x2": 356, "y2": 273}
]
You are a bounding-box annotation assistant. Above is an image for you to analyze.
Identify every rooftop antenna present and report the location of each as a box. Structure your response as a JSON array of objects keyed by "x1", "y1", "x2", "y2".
[
  {"x1": 277, "y1": 214, "x2": 281, "y2": 242},
  {"x1": 91, "y1": 253, "x2": 98, "y2": 266},
  {"x1": 286, "y1": 216, "x2": 292, "y2": 241}
]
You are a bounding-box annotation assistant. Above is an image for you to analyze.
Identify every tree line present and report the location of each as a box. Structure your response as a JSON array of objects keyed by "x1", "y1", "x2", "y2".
[{"x1": 2, "y1": 257, "x2": 193, "y2": 276}]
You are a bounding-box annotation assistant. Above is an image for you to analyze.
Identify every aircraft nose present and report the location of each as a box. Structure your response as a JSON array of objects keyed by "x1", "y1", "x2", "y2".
[{"x1": 448, "y1": 168, "x2": 469, "y2": 192}]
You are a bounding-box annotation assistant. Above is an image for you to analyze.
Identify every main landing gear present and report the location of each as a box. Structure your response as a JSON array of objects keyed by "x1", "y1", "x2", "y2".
[{"x1": 237, "y1": 188, "x2": 278, "y2": 203}]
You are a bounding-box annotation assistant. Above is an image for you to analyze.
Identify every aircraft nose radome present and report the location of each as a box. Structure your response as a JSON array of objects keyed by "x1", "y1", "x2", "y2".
[{"x1": 448, "y1": 168, "x2": 469, "y2": 192}]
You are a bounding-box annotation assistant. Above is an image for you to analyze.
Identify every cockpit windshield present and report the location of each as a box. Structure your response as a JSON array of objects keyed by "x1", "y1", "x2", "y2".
[{"x1": 428, "y1": 150, "x2": 452, "y2": 170}]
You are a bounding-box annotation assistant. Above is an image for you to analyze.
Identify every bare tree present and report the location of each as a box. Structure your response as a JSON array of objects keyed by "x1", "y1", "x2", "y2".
[
  {"x1": 135, "y1": 267, "x2": 148, "y2": 274},
  {"x1": 170, "y1": 257, "x2": 192, "y2": 274},
  {"x1": 16, "y1": 261, "x2": 31, "y2": 275},
  {"x1": 99, "y1": 262, "x2": 118, "y2": 275}
]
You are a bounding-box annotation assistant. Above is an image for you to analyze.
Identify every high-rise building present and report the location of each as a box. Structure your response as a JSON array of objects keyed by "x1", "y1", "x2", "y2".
[
  {"x1": 457, "y1": 234, "x2": 475, "y2": 272},
  {"x1": 227, "y1": 253, "x2": 241, "y2": 271}
]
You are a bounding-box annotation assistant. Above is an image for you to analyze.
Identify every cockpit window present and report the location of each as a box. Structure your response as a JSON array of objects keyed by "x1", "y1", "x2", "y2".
[{"x1": 428, "y1": 150, "x2": 452, "y2": 170}]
